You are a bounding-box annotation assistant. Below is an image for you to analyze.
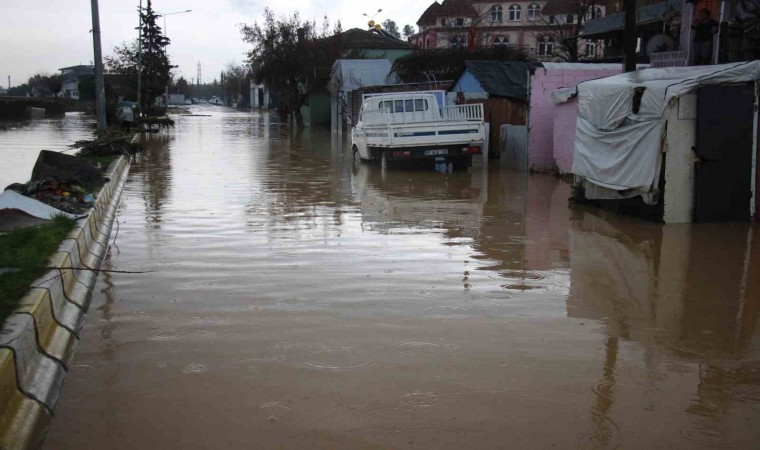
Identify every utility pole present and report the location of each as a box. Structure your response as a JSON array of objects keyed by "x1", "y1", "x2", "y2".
[
  {"x1": 90, "y1": 0, "x2": 107, "y2": 131},
  {"x1": 622, "y1": 0, "x2": 637, "y2": 72},
  {"x1": 7, "y1": 76, "x2": 10, "y2": 90},
  {"x1": 137, "y1": 0, "x2": 143, "y2": 116}
]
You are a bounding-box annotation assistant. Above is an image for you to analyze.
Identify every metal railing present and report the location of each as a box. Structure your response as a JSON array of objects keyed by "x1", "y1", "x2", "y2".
[
  {"x1": 361, "y1": 103, "x2": 484, "y2": 126},
  {"x1": 362, "y1": 108, "x2": 391, "y2": 125},
  {"x1": 444, "y1": 104, "x2": 484, "y2": 122}
]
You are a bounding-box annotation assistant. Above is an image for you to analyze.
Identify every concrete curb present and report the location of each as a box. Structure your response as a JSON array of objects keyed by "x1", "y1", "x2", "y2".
[{"x1": 0, "y1": 151, "x2": 131, "y2": 450}]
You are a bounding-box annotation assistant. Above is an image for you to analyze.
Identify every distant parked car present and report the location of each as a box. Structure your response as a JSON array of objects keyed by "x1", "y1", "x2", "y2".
[{"x1": 184, "y1": 99, "x2": 192, "y2": 105}]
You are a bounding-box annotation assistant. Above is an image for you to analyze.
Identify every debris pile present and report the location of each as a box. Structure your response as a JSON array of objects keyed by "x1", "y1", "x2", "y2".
[
  {"x1": 3, "y1": 150, "x2": 106, "y2": 215},
  {"x1": 69, "y1": 130, "x2": 138, "y2": 157},
  {"x1": 138, "y1": 116, "x2": 175, "y2": 132},
  {"x1": 5, "y1": 179, "x2": 94, "y2": 215}
]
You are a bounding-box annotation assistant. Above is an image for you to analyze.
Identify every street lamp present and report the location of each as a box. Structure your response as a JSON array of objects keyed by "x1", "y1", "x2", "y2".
[
  {"x1": 157, "y1": 9, "x2": 192, "y2": 110},
  {"x1": 362, "y1": 9, "x2": 383, "y2": 20},
  {"x1": 363, "y1": 9, "x2": 383, "y2": 30}
]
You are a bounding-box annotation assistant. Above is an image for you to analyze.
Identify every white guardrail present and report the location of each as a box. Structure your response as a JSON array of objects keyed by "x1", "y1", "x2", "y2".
[{"x1": 361, "y1": 103, "x2": 484, "y2": 126}]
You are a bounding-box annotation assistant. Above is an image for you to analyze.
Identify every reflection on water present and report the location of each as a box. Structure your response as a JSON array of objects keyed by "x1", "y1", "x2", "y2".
[
  {"x1": 43, "y1": 106, "x2": 760, "y2": 449},
  {"x1": 0, "y1": 113, "x2": 94, "y2": 189}
]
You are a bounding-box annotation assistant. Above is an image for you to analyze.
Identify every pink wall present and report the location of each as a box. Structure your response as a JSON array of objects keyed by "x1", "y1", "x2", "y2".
[
  {"x1": 528, "y1": 67, "x2": 622, "y2": 172},
  {"x1": 553, "y1": 99, "x2": 578, "y2": 174}
]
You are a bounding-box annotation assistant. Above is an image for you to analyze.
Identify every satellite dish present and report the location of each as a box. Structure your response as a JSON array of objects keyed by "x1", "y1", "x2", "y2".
[{"x1": 645, "y1": 34, "x2": 675, "y2": 56}]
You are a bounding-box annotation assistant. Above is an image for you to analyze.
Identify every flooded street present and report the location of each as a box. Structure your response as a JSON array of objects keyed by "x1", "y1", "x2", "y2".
[
  {"x1": 0, "y1": 113, "x2": 93, "y2": 189},
  {"x1": 31, "y1": 106, "x2": 760, "y2": 449}
]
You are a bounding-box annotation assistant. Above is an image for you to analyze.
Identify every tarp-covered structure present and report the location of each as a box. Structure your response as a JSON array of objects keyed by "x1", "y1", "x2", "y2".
[
  {"x1": 452, "y1": 61, "x2": 531, "y2": 101},
  {"x1": 328, "y1": 59, "x2": 394, "y2": 96},
  {"x1": 573, "y1": 61, "x2": 760, "y2": 200}
]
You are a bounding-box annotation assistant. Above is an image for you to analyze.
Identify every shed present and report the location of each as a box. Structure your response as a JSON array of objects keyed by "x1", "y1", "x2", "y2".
[
  {"x1": 571, "y1": 61, "x2": 760, "y2": 223},
  {"x1": 451, "y1": 61, "x2": 531, "y2": 158},
  {"x1": 527, "y1": 63, "x2": 638, "y2": 173},
  {"x1": 328, "y1": 59, "x2": 395, "y2": 131}
]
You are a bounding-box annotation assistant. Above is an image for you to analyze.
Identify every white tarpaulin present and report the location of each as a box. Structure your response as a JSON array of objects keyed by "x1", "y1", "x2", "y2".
[
  {"x1": 573, "y1": 61, "x2": 760, "y2": 192},
  {"x1": 0, "y1": 190, "x2": 78, "y2": 220},
  {"x1": 327, "y1": 59, "x2": 393, "y2": 95}
]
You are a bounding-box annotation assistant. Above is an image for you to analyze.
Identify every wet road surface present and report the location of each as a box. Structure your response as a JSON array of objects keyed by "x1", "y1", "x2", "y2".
[{"x1": 32, "y1": 106, "x2": 760, "y2": 449}]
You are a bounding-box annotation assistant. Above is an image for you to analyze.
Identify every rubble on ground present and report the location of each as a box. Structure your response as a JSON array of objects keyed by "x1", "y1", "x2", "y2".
[{"x1": 69, "y1": 130, "x2": 138, "y2": 157}]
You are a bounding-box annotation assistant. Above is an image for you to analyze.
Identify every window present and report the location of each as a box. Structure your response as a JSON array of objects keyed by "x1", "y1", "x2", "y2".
[
  {"x1": 549, "y1": 15, "x2": 556, "y2": 24},
  {"x1": 441, "y1": 18, "x2": 448, "y2": 26},
  {"x1": 490, "y1": 5, "x2": 503, "y2": 22},
  {"x1": 585, "y1": 7, "x2": 603, "y2": 20},
  {"x1": 538, "y1": 36, "x2": 555, "y2": 56},
  {"x1": 566, "y1": 14, "x2": 575, "y2": 24},
  {"x1": 493, "y1": 35, "x2": 509, "y2": 46},
  {"x1": 456, "y1": 17, "x2": 465, "y2": 26},
  {"x1": 527, "y1": 4, "x2": 541, "y2": 20},
  {"x1": 380, "y1": 99, "x2": 429, "y2": 113},
  {"x1": 509, "y1": 5, "x2": 521, "y2": 21},
  {"x1": 586, "y1": 40, "x2": 597, "y2": 57},
  {"x1": 449, "y1": 35, "x2": 466, "y2": 47}
]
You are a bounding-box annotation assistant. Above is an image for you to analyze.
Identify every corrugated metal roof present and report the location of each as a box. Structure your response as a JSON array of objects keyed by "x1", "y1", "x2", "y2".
[
  {"x1": 338, "y1": 29, "x2": 413, "y2": 50},
  {"x1": 456, "y1": 61, "x2": 530, "y2": 101}
]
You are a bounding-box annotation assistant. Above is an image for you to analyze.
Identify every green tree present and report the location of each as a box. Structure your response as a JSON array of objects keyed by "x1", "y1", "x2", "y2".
[
  {"x1": 382, "y1": 19, "x2": 401, "y2": 39},
  {"x1": 106, "y1": 0, "x2": 171, "y2": 113},
  {"x1": 241, "y1": 9, "x2": 342, "y2": 127},
  {"x1": 8, "y1": 83, "x2": 30, "y2": 97},
  {"x1": 175, "y1": 76, "x2": 189, "y2": 95},
  {"x1": 402, "y1": 24, "x2": 416, "y2": 40},
  {"x1": 46, "y1": 74, "x2": 63, "y2": 98},
  {"x1": 28, "y1": 74, "x2": 52, "y2": 97},
  {"x1": 222, "y1": 63, "x2": 249, "y2": 107}
]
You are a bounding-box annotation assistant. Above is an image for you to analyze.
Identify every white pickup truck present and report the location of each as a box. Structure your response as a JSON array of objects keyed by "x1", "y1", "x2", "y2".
[{"x1": 351, "y1": 91, "x2": 485, "y2": 170}]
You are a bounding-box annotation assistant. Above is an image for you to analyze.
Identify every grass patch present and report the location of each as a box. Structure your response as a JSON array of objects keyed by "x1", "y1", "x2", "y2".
[{"x1": 0, "y1": 215, "x2": 75, "y2": 325}]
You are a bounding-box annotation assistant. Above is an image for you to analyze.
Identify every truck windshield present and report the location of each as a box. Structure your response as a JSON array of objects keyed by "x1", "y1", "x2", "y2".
[{"x1": 380, "y1": 99, "x2": 428, "y2": 113}]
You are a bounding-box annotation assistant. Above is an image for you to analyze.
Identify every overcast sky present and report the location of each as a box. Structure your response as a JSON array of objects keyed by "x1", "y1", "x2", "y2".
[{"x1": 1, "y1": 0, "x2": 423, "y2": 88}]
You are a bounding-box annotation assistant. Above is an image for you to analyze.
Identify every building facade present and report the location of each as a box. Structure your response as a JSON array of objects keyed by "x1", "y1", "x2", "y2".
[
  {"x1": 59, "y1": 65, "x2": 94, "y2": 100},
  {"x1": 410, "y1": 0, "x2": 606, "y2": 60}
]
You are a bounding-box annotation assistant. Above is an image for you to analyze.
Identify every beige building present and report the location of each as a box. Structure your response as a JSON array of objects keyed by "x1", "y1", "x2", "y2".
[{"x1": 410, "y1": 0, "x2": 606, "y2": 60}]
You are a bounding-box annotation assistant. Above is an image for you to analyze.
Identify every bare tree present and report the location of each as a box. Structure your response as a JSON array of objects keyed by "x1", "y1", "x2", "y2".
[
  {"x1": 525, "y1": 1, "x2": 600, "y2": 61},
  {"x1": 241, "y1": 9, "x2": 343, "y2": 127}
]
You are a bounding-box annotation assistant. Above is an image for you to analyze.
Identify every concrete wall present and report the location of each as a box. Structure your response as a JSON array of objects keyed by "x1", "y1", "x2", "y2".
[{"x1": 528, "y1": 66, "x2": 621, "y2": 172}]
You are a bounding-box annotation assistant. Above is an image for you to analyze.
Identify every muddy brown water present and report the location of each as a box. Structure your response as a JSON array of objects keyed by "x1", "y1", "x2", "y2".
[
  {"x1": 32, "y1": 106, "x2": 760, "y2": 449},
  {"x1": 0, "y1": 113, "x2": 93, "y2": 189}
]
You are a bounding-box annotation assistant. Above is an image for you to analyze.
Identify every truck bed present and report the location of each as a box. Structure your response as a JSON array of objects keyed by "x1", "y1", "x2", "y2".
[{"x1": 361, "y1": 104, "x2": 485, "y2": 148}]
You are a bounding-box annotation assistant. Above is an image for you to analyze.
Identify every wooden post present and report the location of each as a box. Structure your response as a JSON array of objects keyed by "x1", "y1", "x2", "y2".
[{"x1": 622, "y1": 0, "x2": 637, "y2": 72}]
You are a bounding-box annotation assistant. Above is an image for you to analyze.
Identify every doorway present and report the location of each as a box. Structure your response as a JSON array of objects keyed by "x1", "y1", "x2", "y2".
[{"x1": 694, "y1": 84, "x2": 756, "y2": 222}]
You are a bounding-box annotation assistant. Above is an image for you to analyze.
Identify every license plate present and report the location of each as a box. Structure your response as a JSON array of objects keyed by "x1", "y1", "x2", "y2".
[{"x1": 424, "y1": 149, "x2": 448, "y2": 156}]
